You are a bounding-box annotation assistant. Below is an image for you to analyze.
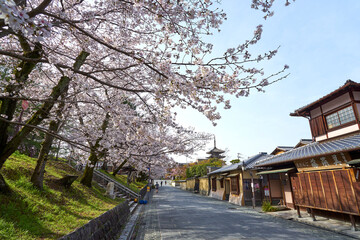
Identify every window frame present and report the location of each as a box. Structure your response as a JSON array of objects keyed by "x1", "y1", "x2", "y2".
[
  {"x1": 211, "y1": 178, "x2": 217, "y2": 191},
  {"x1": 230, "y1": 176, "x2": 239, "y2": 195},
  {"x1": 325, "y1": 105, "x2": 357, "y2": 131},
  {"x1": 220, "y1": 178, "x2": 224, "y2": 188}
]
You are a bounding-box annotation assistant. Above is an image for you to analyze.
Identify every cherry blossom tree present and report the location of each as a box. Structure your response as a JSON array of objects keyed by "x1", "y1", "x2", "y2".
[{"x1": 0, "y1": 0, "x2": 289, "y2": 192}]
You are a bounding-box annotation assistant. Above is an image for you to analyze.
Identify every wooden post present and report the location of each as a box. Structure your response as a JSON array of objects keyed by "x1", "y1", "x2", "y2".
[
  {"x1": 310, "y1": 208, "x2": 316, "y2": 221},
  {"x1": 297, "y1": 206, "x2": 302, "y2": 218},
  {"x1": 250, "y1": 172, "x2": 255, "y2": 209},
  {"x1": 279, "y1": 173, "x2": 286, "y2": 206},
  {"x1": 350, "y1": 215, "x2": 357, "y2": 231},
  {"x1": 267, "y1": 175, "x2": 272, "y2": 204},
  {"x1": 288, "y1": 173, "x2": 296, "y2": 209}
]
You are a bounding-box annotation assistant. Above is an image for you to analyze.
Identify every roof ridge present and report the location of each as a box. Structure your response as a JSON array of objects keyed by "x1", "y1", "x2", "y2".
[{"x1": 256, "y1": 133, "x2": 360, "y2": 167}]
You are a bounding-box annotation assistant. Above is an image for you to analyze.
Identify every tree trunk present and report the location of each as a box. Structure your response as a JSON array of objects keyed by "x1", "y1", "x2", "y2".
[
  {"x1": 0, "y1": 173, "x2": 12, "y2": 195},
  {"x1": 127, "y1": 170, "x2": 134, "y2": 185},
  {"x1": 112, "y1": 158, "x2": 128, "y2": 176},
  {"x1": 0, "y1": 51, "x2": 89, "y2": 170},
  {"x1": 0, "y1": 41, "x2": 41, "y2": 166},
  {"x1": 79, "y1": 151, "x2": 98, "y2": 187},
  {"x1": 101, "y1": 159, "x2": 108, "y2": 172},
  {"x1": 79, "y1": 113, "x2": 110, "y2": 187},
  {"x1": 31, "y1": 121, "x2": 58, "y2": 190}
]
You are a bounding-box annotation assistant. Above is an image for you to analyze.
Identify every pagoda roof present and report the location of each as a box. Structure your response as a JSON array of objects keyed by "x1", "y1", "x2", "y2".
[{"x1": 206, "y1": 147, "x2": 225, "y2": 154}]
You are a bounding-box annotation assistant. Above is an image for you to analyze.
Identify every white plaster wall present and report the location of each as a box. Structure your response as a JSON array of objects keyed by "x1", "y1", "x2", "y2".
[
  {"x1": 210, "y1": 189, "x2": 225, "y2": 200},
  {"x1": 322, "y1": 93, "x2": 351, "y2": 113},
  {"x1": 328, "y1": 124, "x2": 359, "y2": 138},
  {"x1": 315, "y1": 134, "x2": 327, "y2": 142},
  {"x1": 229, "y1": 193, "x2": 243, "y2": 206}
]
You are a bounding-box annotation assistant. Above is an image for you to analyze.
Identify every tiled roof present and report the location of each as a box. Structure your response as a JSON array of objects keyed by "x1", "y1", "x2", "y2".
[
  {"x1": 294, "y1": 139, "x2": 313, "y2": 148},
  {"x1": 245, "y1": 153, "x2": 271, "y2": 169},
  {"x1": 208, "y1": 152, "x2": 270, "y2": 175},
  {"x1": 270, "y1": 146, "x2": 293, "y2": 155},
  {"x1": 256, "y1": 133, "x2": 360, "y2": 167},
  {"x1": 277, "y1": 146, "x2": 294, "y2": 151}
]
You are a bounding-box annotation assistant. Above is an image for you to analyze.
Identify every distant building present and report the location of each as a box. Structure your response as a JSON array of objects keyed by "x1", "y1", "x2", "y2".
[
  {"x1": 206, "y1": 136, "x2": 225, "y2": 159},
  {"x1": 208, "y1": 152, "x2": 270, "y2": 206}
]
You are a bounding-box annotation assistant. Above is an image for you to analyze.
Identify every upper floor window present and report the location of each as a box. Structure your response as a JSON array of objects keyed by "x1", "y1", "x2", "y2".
[{"x1": 325, "y1": 106, "x2": 356, "y2": 129}]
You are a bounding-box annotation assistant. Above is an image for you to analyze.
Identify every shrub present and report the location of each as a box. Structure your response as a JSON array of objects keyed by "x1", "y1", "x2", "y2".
[{"x1": 262, "y1": 200, "x2": 277, "y2": 212}]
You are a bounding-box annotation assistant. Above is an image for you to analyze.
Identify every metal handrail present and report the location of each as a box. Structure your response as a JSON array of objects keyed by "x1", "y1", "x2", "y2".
[{"x1": 93, "y1": 170, "x2": 139, "y2": 199}]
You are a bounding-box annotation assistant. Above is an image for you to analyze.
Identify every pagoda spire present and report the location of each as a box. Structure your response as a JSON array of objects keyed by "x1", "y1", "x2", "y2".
[{"x1": 214, "y1": 135, "x2": 216, "y2": 148}]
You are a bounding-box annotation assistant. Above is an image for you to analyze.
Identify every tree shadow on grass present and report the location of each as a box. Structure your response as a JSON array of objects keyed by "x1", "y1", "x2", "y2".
[{"x1": 0, "y1": 191, "x2": 62, "y2": 239}]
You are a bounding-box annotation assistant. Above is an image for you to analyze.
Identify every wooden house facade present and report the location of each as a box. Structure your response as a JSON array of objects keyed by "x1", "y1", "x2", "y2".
[
  {"x1": 208, "y1": 152, "x2": 270, "y2": 206},
  {"x1": 256, "y1": 80, "x2": 360, "y2": 229}
]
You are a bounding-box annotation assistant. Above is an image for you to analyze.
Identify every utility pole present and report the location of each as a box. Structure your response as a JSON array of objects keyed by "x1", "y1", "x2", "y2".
[{"x1": 250, "y1": 171, "x2": 256, "y2": 209}]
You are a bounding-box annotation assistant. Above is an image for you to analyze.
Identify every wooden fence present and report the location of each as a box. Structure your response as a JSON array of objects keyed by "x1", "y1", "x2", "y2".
[{"x1": 290, "y1": 168, "x2": 360, "y2": 215}]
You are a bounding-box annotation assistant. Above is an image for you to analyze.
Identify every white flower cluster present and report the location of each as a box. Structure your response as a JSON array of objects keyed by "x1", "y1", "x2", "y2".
[{"x1": 0, "y1": 0, "x2": 51, "y2": 41}]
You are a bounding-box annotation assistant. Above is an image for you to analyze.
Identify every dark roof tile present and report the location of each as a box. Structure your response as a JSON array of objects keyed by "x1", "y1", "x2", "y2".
[{"x1": 256, "y1": 133, "x2": 360, "y2": 166}]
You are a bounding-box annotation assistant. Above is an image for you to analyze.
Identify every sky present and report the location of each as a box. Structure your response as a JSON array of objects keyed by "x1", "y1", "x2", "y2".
[{"x1": 173, "y1": 1, "x2": 360, "y2": 163}]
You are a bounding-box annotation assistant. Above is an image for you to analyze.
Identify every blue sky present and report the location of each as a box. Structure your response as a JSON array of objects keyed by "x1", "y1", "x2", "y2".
[{"x1": 174, "y1": 1, "x2": 360, "y2": 163}]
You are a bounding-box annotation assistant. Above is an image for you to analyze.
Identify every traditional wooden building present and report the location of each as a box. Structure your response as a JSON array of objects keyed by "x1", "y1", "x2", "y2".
[
  {"x1": 257, "y1": 145, "x2": 295, "y2": 207},
  {"x1": 255, "y1": 140, "x2": 312, "y2": 207},
  {"x1": 256, "y1": 80, "x2": 360, "y2": 230},
  {"x1": 208, "y1": 152, "x2": 270, "y2": 206}
]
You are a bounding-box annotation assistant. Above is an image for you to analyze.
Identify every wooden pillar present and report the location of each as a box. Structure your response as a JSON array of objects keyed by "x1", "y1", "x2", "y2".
[
  {"x1": 310, "y1": 208, "x2": 316, "y2": 221},
  {"x1": 288, "y1": 173, "x2": 296, "y2": 209},
  {"x1": 350, "y1": 215, "x2": 358, "y2": 231},
  {"x1": 279, "y1": 173, "x2": 286, "y2": 206},
  {"x1": 250, "y1": 172, "x2": 255, "y2": 209},
  {"x1": 296, "y1": 206, "x2": 302, "y2": 218},
  {"x1": 267, "y1": 174, "x2": 272, "y2": 203}
]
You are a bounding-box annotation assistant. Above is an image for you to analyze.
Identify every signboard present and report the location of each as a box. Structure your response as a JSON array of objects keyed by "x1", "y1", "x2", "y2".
[
  {"x1": 295, "y1": 152, "x2": 351, "y2": 172},
  {"x1": 264, "y1": 186, "x2": 269, "y2": 197},
  {"x1": 22, "y1": 100, "x2": 29, "y2": 110}
]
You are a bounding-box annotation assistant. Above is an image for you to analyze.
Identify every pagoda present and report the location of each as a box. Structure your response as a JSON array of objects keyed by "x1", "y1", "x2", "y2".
[{"x1": 206, "y1": 136, "x2": 225, "y2": 159}]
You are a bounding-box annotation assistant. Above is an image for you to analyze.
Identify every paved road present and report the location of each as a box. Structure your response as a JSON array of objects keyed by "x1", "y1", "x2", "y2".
[{"x1": 135, "y1": 186, "x2": 354, "y2": 240}]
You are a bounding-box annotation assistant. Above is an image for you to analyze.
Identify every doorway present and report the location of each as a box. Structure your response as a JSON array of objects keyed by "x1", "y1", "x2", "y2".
[{"x1": 225, "y1": 180, "x2": 230, "y2": 201}]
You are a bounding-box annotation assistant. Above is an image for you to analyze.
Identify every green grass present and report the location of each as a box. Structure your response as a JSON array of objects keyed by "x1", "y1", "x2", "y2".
[
  {"x1": 99, "y1": 170, "x2": 147, "y2": 193},
  {"x1": 0, "y1": 152, "x2": 124, "y2": 240}
]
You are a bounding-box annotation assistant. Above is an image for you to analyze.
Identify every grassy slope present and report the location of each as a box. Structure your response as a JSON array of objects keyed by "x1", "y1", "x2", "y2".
[
  {"x1": 98, "y1": 170, "x2": 147, "y2": 193},
  {"x1": 0, "y1": 152, "x2": 124, "y2": 240}
]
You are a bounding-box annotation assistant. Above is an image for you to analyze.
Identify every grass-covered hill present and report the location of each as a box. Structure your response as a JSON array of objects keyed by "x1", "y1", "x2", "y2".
[{"x1": 0, "y1": 152, "x2": 124, "y2": 240}]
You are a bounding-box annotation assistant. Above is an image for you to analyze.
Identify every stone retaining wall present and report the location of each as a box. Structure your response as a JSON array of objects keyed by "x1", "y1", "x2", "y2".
[{"x1": 59, "y1": 201, "x2": 130, "y2": 240}]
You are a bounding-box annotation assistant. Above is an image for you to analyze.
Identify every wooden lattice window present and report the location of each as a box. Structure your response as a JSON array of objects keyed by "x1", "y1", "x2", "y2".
[
  {"x1": 230, "y1": 176, "x2": 239, "y2": 195},
  {"x1": 325, "y1": 106, "x2": 356, "y2": 129},
  {"x1": 211, "y1": 178, "x2": 217, "y2": 191}
]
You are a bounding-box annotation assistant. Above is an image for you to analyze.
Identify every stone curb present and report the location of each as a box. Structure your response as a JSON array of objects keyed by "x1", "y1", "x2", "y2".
[
  {"x1": 118, "y1": 190, "x2": 152, "y2": 240},
  {"x1": 262, "y1": 210, "x2": 360, "y2": 240}
]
